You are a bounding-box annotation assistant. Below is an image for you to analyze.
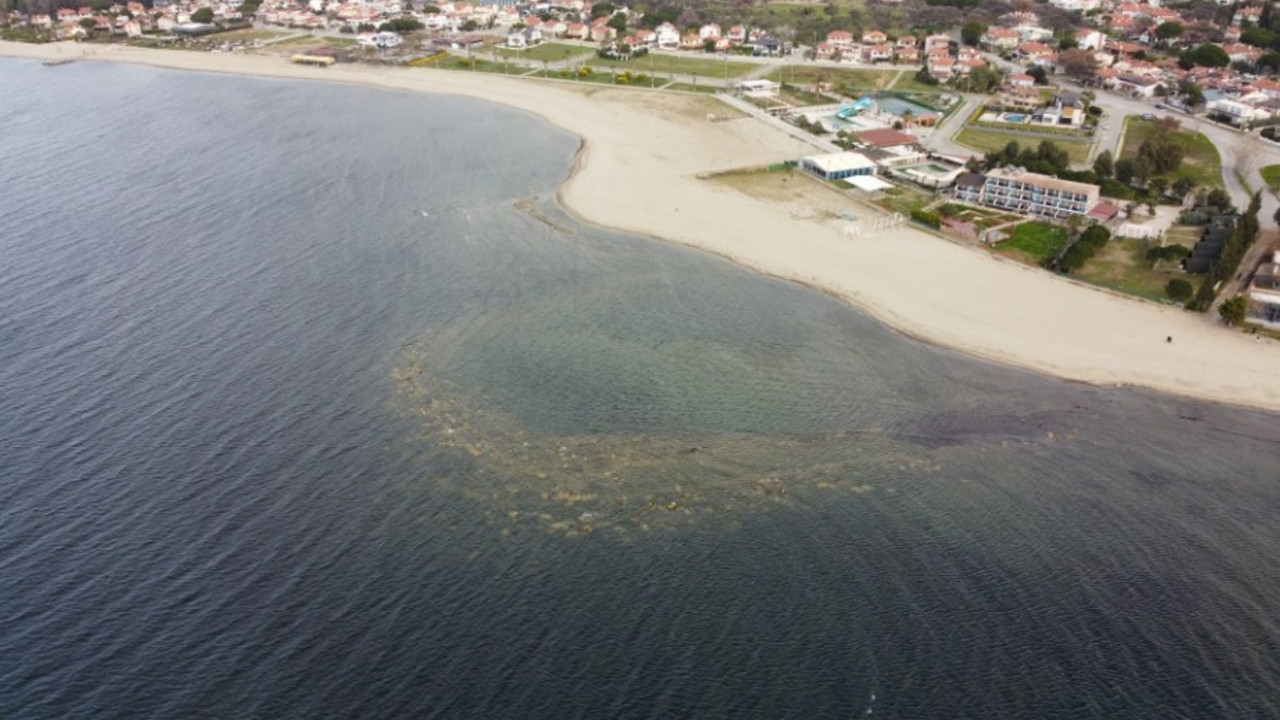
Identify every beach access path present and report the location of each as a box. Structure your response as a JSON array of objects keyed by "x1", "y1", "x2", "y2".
[{"x1": 4, "y1": 40, "x2": 1279, "y2": 413}]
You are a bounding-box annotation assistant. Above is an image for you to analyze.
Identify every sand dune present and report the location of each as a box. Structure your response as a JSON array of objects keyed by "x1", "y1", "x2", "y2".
[{"x1": 6, "y1": 40, "x2": 1279, "y2": 412}]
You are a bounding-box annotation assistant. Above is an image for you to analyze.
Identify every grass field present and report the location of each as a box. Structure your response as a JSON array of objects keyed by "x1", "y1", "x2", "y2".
[
  {"x1": 765, "y1": 65, "x2": 898, "y2": 91},
  {"x1": 433, "y1": 55, "x2": 530, "y2": 75},
  {"x1": 591, "y1": 53, "x2": 755, "y2": 80},
  {"x1": 1073, "y1": 236, "x2": 1183, "y2": 302},
  {"x1": 877, "y1": 186, "x2": 934, "y2": 216},
  {"x1": 956, "y1": 128, "x2": 1092, "y2": 165},
  {"x1": 992, "y1": 221, "x2": 1067, "y2": 265},
  {"x1": 1120, "y1": 117, "x2": 1222, "y2": 189},
  {"x1": 890, "y1": 71, "x2": 944, "y2": 93},
  {"x1": 217, "y1": 29, "x2": 293, "y2": 43},
  {"x1": 1262, "y1": 164, "x2": 1280, "y2": 191},
  {"x1": 493, "y1": 42, "x2": 591, "y2": 63},
  {"x1": 664, "y1": 81, "x2": 721, "y2": 94}
]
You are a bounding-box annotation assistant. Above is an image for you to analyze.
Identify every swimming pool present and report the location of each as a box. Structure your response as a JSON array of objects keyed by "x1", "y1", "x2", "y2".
[{"x1": 1000, "y1": 113, "x2": 1028, "y2": 123}]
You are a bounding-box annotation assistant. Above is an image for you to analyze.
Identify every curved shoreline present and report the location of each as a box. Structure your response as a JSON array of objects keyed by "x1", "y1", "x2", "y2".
[{"x1": 5, "y1": 41, "x2": 1280, "y2": 414}]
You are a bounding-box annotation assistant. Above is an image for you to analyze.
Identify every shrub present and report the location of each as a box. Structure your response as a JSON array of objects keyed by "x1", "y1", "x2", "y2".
[
  {"x1": 910, "y1": 209, "x2": 941, "y2": 228},
  {"x1": 1165, "y1": 278, "x2": 1194, "y2": 301}
]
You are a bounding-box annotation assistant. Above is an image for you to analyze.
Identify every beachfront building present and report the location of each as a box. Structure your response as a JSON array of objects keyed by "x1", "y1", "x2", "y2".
[
  {"x1": 800, "y1": 152, "x2": 878, "y2": 181},
  {"x1": 1247, "y1": 251, "x2": 1280, "y2": 326},
  {"x1": 953, "y1": 168, "x2": 1101, "y2": 219}
]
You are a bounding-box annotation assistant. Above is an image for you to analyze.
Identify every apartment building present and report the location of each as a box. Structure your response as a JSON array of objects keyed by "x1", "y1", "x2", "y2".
[{"x1": 953, "y1": 167, "x2": 1101, "y2": 219}]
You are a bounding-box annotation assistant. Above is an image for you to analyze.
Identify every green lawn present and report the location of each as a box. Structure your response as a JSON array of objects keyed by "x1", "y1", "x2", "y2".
[
  {"x1": 664, "y1": 81, "x2": 721, "y2": 94},
  {"x1": 890, "y1": 71, "x2": 944, "y2": 94},
  {"x1": 765, "y1": 65, "x2": 898, "y2": 91},
  {"x1": 493, "y1": 42, "x2": 591, "y2": 63},
  {"x1": 433, "y1": 55, "x2": 530, "y2": 75},
  {"x1": 992, "y1": 222, "x2": 1068, "y2": 265},
  {"x1": 1120, "y1": 117, "x2": 1222, "y2": 189},
  {"x1": 1262, "y1": 164, "x2": 1280, "y2": 192},
  {"x1": 217, "y1": 29, "x2": 293, "y2": 43},
  {"x1": 877, "y1": 186, "x2": 935, "y2": 216},
  {"x1": 956, "y1": 128, "x2": 1092, "y2": 165},
  {"x1": 1072, "y1": 236, "x2": 1183, "y2": 303},
  {"x1": 272, "y1": 34, "x2": 318, "y2": 46},
  {"x1": 591, "y1": 53, "x2": 755, "y2": 80}
]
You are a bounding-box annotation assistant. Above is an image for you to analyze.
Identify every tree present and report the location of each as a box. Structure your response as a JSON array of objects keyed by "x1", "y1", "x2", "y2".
[
  {"x1": 1093, "y1": 150, "x2": 1114, "y2": 179},
  {"x1": 1179, "y1": 43, "x2": 1230, "y2": 69},
  {"x1": 1172, "y1": 176, "x2": 1196, "y2": 199},
  {"x1": 590, "y1": 2, "x2": 615, "y2": 19},
  {"x1": 1206, "y1": 187, "x2": 1234, "y2": 211},
  {"x1": 961, "y1": 20, "x2": 985, "y2": 46},
  {"x1": 1258, "y1": 51, "x2": 1280, "y2": 72},
  {"x1": 1219, "y1": 296, "x2": 1247, "y2": 326},
  {"x1": 1156, "y1": 21, "x2": 1184, "y2": 40},
  {"x1": 913, "y1": 67, "x2": 939, "y2": 86},
  {"x1": 607, "y1": 13, "x2": 627, "y2": 33},
  {"x1": 1137, "y1": 135, "x2": 1185, "y2": 176},
  {"x1": 1166, "y1": 278, "x2": 1194, "y2": 301},
  {"x1": 964, "y1": 65, "x2": 1003, "y2": 93},
  {"x1": 702, "y1": 38, "x2": 716, "y2": 53},
  {"x1": 380, "y1": 18, "x2": 422, "y2": 32},
  {"x1": 1001, "y1": 140, "x2": 1020, "y2": 164},
  {"x1": 78, "y1": 16, "x2": 95, "y2": 29},
  {"x1": 191, "y1": 6, "x2": 214, "y2": 23},
  {"x1": 1027, "y1": 65, "x2": 1048, "y2": 85},
  {"x1": 1150, "y1": 177, "x2": 1169, "y2": 198},
  {"x1": 1115, "y1": 158, "x2": 1136, "y2": 184},
  {"x1": 1184, "y1": 83, "x2": 1205, "y2": 108},
  {"x1": 1058, "y1": 48, "x2": 1098, "y2": 78}
]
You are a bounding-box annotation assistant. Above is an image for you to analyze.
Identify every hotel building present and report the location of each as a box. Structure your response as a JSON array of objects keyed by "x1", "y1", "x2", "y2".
[{"x1": 953, "y1": 167, "x2": 1100, "y2": 219}]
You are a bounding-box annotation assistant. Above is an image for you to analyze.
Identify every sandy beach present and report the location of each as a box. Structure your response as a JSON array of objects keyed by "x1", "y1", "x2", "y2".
[{"x1": 5, "y1": 40, "x2": 1280, "y2": 412}]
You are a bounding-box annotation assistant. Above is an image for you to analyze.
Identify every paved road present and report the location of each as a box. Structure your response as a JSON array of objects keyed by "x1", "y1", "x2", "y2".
[{"x1": 921, "y1": 92, "x2": 985, "y2": 157}]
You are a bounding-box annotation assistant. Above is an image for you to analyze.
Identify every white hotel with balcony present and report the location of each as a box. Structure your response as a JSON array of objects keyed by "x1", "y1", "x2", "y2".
[{"x1": 952, "y1": 167, "x2": 1101, "y2": 220}]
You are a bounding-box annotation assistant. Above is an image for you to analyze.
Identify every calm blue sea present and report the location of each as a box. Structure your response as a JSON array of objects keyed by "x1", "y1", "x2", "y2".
[{"x1": 3, "y1": 59, "x2": 1280, "y2": 719}]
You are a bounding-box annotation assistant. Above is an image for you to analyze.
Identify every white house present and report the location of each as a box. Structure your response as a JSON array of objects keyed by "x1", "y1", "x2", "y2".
[
  {"x1": 1049, "y1": 0, "x2": 1100, "y2": 11},
  {"x1": 1207, "y1": 98, "x2": 1273, "y2": 126},
  {"x1": 506, "y1": 26, "x2": 542, "y2": 48},
  {"x1": 654, "y1": 21, "x2": 680, "y2": 48},
  {"x1": 1074, "y1": 28, "x2": 1106, "y2": 51}
]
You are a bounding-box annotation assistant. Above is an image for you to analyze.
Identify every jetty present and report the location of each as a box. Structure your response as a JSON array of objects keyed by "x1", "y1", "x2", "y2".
[{"x1": 42, "y1": 58, "x2": 76, "y2": 67}]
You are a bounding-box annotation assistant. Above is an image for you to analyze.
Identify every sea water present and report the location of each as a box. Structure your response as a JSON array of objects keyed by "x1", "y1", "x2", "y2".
[{"x1": 2, "y1": 59, "x2": 1280, "y2": 719}]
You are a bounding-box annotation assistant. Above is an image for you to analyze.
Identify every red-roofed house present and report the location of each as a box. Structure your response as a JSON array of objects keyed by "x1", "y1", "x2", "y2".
[
  {"x1": 827, "y1": 29, "x2": 854, "y2": 47},
  {"x1": 856, "y1": 128, "x2": 920, "y2": 148},
  {"x1": 1017, "y1": 42, "x2": 1054, "y2": 60},
  {"x1": 982, "y1": 27, "x2": 1019, "y2": 49}
]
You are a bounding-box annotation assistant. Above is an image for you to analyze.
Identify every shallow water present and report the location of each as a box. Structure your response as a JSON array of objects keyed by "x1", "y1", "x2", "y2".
[{"x1": 3, "y1": 59, "x2": 1280, "y2": 718}]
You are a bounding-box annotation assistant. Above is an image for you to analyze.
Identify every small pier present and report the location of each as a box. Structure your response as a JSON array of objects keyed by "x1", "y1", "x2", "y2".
[{"x1": 42, "y1": 58, "x2": 77, "y2": 67}]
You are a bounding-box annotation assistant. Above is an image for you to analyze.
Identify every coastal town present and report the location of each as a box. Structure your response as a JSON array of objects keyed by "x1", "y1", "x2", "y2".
[{"x1": 7, "y1": 0, "x2": 1280, "y2": 333}]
